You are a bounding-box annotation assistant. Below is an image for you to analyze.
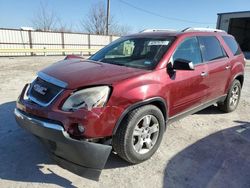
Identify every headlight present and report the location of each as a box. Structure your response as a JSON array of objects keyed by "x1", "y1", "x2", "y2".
[{"x1": 62, "y1": 86, "x2": 110, "y2": 111}]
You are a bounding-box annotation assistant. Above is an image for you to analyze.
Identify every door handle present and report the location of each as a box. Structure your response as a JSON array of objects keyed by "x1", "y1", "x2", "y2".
[
  {"x1": 225, "y1": 65, "x2": 231, "y2": 70},
  {"x1": 200, "y1": 72, "x2": 208, "y2": 77}
]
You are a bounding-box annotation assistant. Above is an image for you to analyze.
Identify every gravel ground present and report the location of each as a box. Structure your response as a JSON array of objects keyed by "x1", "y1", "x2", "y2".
[{"x1": 0, "y1": 56, "x2": 249, "y2": 188}]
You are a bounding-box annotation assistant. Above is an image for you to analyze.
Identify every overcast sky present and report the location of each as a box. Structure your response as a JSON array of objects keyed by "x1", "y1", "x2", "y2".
[{"x1": 0, "y1": 0, "x2": 249, "y2": 32}]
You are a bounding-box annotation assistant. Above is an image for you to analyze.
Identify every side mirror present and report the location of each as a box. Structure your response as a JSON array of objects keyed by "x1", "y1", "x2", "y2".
[{"x1": 173, "y1": 59, "x2": 195, "y2": 70}]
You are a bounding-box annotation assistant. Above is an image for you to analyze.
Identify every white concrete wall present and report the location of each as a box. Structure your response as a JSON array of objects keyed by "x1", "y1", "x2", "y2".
[
  {"x1": 0, "y1": 29, "x2": 30, "y2": 56},
  {"x1": 0, "y1": 28, "x2": 120, "y2": 56}
]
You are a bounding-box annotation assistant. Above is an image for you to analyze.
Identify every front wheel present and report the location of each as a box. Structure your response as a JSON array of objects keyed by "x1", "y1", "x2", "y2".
[
  {"x1": 112, "y1": 105, "x2": 165, "y2": 164},
  {"x1": 218, "y1": 79, "x2": 241, "y2": 113}
]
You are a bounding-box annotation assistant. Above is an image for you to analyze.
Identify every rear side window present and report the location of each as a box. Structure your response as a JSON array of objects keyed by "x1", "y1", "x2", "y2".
[
  {"x1": 222, "y1": 36, "x2": 241, "y2": 56},
  {"x1": 198, "y1": 36, "x2": 226, "y2": 62},
  {"x1": 173, "y1": 37, "x2": 202, "y2": 65}
]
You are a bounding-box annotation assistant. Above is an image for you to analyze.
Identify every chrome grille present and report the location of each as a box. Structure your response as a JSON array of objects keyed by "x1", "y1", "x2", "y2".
[{"x1": 28, "y1": 77, "x2": 63, "y2": 107}]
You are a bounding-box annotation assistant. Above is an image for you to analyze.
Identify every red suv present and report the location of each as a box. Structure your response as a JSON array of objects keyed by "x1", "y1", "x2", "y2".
[{"x1": 14, "y1": 28, "x2": 245, "y2": 178}]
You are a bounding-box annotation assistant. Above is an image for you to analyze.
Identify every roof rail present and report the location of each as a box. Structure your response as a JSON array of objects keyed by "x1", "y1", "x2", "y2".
[
  {"x1": 140, "y1": 29, "x2": 177, "y2": 33},
  {"x1": 182, "y1": 27, "x2": 226, "y2": 33}
]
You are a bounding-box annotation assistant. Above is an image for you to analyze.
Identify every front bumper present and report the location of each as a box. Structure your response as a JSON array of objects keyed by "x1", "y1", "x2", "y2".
[
  {"x1": 17, "y1": 84, "x2": 124, "y2": 138},
  {"x1": 14, "y1": 108, "x2": 112, "y2": 180}
]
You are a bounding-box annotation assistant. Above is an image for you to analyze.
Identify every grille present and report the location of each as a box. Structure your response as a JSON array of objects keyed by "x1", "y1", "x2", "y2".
[{"x1": 28, "y1": 77, "x2": 63, "y2": 106}]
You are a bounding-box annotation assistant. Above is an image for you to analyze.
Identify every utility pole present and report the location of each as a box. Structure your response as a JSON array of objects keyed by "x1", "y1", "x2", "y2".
[{"x1": 106, "y1": 0, "x2": 110, "y2": 35}]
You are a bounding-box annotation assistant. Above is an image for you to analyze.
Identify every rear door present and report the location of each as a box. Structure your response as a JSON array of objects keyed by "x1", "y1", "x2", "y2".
[
  {"x1": 197, "y1": 36, "x2": 231, "y2": 101},
  {"x1": 169, "y1": 37, "x2": 209, "y2": 116}
]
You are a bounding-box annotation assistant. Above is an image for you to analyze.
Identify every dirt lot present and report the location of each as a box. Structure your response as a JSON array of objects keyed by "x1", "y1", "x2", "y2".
[{"x1": 0, "y1": 56, "x2": 250, "y2": 188}]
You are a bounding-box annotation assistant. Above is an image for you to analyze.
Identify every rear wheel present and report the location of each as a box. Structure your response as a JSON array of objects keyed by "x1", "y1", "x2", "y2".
[
  {"x1": 112, "y1": 105, "x2": 165, "y2": 164},
  {"x1": 218, "y1": 79, "x2": 241, "y2": 113}
]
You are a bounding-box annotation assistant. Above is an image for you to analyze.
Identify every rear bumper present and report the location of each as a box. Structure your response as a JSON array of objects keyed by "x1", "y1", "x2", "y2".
[{"x1": 14, "y1": 108, "x2": 112, "y2": 180}]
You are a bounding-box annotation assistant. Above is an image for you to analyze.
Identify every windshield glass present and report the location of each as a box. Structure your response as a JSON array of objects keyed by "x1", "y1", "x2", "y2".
[{"x1": 89, "y1": 36, "x2": 175, "y2": 69}]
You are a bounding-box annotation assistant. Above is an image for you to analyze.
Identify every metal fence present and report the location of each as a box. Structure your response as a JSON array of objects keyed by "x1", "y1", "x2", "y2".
[{"x1": 0, "y1": 28, "x2": 120, "y2": 56}]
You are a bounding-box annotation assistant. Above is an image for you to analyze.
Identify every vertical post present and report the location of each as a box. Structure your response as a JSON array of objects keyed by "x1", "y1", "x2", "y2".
[
  {"x1": 28, "y1": 30, "x2": 33, "y2": 56},
  {"x1": 61, "y1": 32, "x2": 65, "y2": 56},
  {"x1": 109, "y1": 35, "x2": 112, "y2": 43},
  {"x1": 106, "y1": 0, "x2": 110, "y2": 35},
  {"x1": 88, "y1": 33, "x2": 91, "y2": 56}
]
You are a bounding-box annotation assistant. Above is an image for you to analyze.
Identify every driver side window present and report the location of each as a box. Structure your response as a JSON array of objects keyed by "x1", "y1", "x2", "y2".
[{"x1": 173, "y1": 37, "x2": 202, "y2": 65}]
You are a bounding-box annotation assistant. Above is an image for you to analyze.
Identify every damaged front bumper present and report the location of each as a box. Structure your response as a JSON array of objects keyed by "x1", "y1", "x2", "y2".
[{"x1": 14, "y1": 108, "x2": 112, "y2": 180}]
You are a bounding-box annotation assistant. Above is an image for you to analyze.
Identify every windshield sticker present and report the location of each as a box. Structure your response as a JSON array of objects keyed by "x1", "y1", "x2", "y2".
[
  {"x1": 148, "y1": 41, "x2": 170, "y2": 46},
  {"x1": 144, "y1": 61, "x2": 152, "y2": 65}
]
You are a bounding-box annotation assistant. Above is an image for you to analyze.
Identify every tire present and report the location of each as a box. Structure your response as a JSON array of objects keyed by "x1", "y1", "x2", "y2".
[
  {"x1": 112, "y1": 105, "x2": 165, "y2": 164},
  {"x1": 218, "y1": 79, "x2": 241, "y2": 113}
]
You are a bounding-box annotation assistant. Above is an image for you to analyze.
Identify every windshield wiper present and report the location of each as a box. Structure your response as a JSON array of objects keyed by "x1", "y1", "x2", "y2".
[
  {"x1": 101, "y1": 60, "x2": 129, "y2": 67},
  {"x1": 85, "y1": 59, "x2": 103, "y2": 65}
]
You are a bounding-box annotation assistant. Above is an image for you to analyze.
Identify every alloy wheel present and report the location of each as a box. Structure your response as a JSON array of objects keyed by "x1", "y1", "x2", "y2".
[
  {"x1": 229, "y1": 84, "x2": 240, "y2": 107},
  {"x1": 132, "y1": 115, "x2": 159, "y2": 154}
]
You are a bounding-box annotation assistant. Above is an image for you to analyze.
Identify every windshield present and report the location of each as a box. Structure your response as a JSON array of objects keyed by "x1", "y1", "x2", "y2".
[{"x1": 89, "y1": 36, "x2": 175, "y2": 69}]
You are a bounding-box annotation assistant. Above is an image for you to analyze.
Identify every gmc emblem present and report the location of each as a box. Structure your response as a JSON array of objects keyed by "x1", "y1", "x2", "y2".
[{"x1": 33, "y1": 84, "x2": 47, "y2": 95}]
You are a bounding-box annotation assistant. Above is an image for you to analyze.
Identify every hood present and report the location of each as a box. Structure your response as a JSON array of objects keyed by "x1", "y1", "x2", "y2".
[{"x1": 39, "y1": 59, "x2": 148, "y2": 89}]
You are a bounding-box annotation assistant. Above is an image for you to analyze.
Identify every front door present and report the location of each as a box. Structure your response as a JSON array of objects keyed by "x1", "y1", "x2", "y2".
[{"x1": 168, "y1": 37, "x2": 209, "y2": 117}]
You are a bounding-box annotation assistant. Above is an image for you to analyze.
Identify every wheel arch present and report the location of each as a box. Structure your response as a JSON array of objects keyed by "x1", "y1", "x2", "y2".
[
  {"x1": 234, "y1": 74, "x2": 244, "y2": 87},
  {"x1": 227, "y1": 73, "x2": 244, "y2": 93},
  {"x1": 112, "y1": 97, "x2": 168, "y2": 135}
]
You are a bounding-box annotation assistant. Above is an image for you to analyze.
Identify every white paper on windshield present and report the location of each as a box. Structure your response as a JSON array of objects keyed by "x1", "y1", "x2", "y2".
[{"x1": 148, "y1": 41, "x2": 170, "y2": 46}]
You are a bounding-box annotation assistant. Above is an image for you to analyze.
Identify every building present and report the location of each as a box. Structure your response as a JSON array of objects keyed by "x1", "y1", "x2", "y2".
[{"x1": 217, "y1": 11, "x2": 250, "y2": 59}]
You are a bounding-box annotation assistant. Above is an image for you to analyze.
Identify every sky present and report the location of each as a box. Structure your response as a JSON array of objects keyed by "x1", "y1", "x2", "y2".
[{"x1": 0, "y1": 0, "x2": 250, "y2": 33}]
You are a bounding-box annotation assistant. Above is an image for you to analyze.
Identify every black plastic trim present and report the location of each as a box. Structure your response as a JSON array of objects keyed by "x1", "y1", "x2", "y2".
[
  {"x1": 224, "y1": 73, "x2": 244, "y2": 95},
  {"x1": 14, "y1": 108, "x2": 112, "y2": 180},
  {"x1": 112, "y1": 97, "x2": 168, "y2": 135},
  {"x1": 233, "y1": 73, "x2": 244, "y2": 86},
  {"x1": 50, "y1": 154, "x2": 102, "y2": 181},
  {"x1": 168, "y1": 95, "x2": 227, "y2": 124}
]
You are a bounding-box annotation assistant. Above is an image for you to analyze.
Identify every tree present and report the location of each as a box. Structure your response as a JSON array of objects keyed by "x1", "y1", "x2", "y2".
[
  {"x1": 56, "y1": 18, "x2": 73, "y2": 32},
  {"x1": 31, "y1": 2, "x2": 58, "y2": 31},
  {"x1": 81, "y1": 2, "x2": 130, "y2": 35}
]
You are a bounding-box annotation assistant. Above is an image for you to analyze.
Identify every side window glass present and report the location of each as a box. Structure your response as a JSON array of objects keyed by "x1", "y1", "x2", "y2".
[
  {"x1": 222, "y1": 36, "x2": 241, "y2": 56},
  {"x1": 173, "y1": 37, "x2": 202, "y2": 65},
  {"x1": 198, "y1": 36, "x2": 226, "y2": 62}
]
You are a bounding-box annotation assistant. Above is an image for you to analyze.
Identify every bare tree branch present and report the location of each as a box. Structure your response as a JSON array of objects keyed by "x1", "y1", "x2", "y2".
[
  {"x1": 81, "y1": 2, "x2": 130, "y2": 35},
  {"x1": 56, "y1": 18, "x2": 73, "y2": 32},
  {"x1": 31, "y1": 2, "x2": 58, "y2": 31}
]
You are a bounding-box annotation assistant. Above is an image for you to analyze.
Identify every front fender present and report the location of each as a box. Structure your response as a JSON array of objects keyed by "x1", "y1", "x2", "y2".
[{"x1": 112, "y1": 97, "x2": 168, "y2": 135}]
